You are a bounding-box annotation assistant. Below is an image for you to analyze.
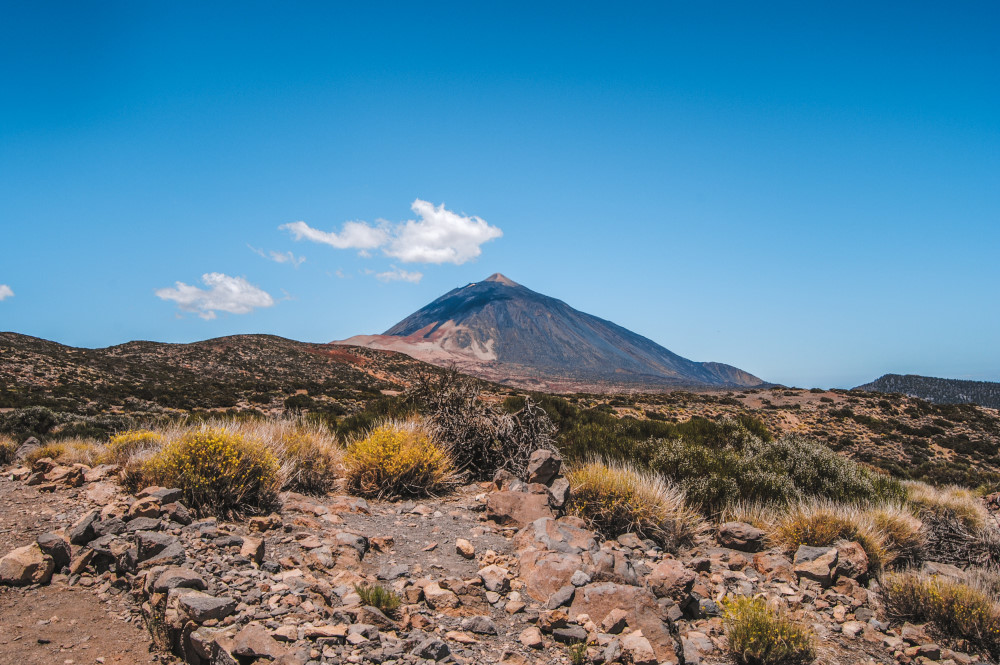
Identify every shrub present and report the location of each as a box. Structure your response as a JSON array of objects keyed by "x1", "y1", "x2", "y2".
[
  {"x1": 102, "y1": 429, "x2": 165, "y2": 468},
  {"x1": 566, "y1": 460, "x2": 705, "y2": 550},
  {"x1": 354, "y1": 583, "x2": 401, "y2": 617},
  {"x1": 0, "y1": 406, "x2": 61, "y2": 441},
  {"x1": 417, "y1": 371, "x2": 556, "y2": 480},
  {"x1": 229, "y1": 418, "x2": 341, "y2": 495},
  {"x1": 771, "y1": 500, "x2": 891, "y2": 570},
  {"x1": 142, "y1": 427, "x2": 280, "y2": 516},
  {"x1": 0, "y1": 435, "x2": 16, "y2": 466},
  {"x1": 905, "y1": 481, "x2": 987, "y2": 531},
  {"x1": 883, "y1": 571, "x2": 1000, "y2": 658},
  {"x1": 722, "y1": 596, "x2": 816, "y2": 665},
  {"x1": 344, "y1": 421, "x2": 456, "y2": 500},
  {"x1": 653, "y1": 432, "x2": 904, "y2": 513},
  {"x1": 867, "y1": 503, "x2": 926, "y2": 565}
]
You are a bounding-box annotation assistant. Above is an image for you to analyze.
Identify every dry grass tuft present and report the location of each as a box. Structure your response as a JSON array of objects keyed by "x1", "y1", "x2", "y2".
[
  {"x1": 771, "y1": 499, "x2": 891, "y2": 570},
  {"x1": 883, "y1": 570, "x2": 1000, "y2": 658},
  {"x1": 0, "y1": 435, "x2": 16, "y2": 466},
  {"x1": 906, "y1": 481, "x2": 988, "y2": 531},
  {"x1": 867, "y1": 503, "x2": 926, "y2": 565},
  {"x1": 567, "y1": 459, "x2": 706, "y2": 550},
  {"x1": 23, "y1": 438, "x2": 104, "y2": 467},
  {"x1": 102, "y1": 429, "x2": 164, "y2": 468},
  {"x1": 720, "y1": 501, "x2": 778, "y2": 532},
  {"x1": 344, "y1": 420, "x2": 457, "y2": 500},
  {"x1": 227, "y1": 418, "x2": 341, "y2": 495},
  {"x1": 722, "y1": 595, "x2": 816, "y2": 665}
]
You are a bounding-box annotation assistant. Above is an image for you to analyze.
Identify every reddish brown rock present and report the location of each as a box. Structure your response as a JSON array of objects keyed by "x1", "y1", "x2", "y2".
[
  {"x1": 486, "y1": 491, "x2": 554, "y2": 528},
  {"x1": 569, "y1": 583, "x2": 679, "y2": 663},
  {"x1": 835, "y1": 541, "x2": 869, "y2": 579},
  {"x1": 647, "y1": 558, "x2": 696, "y2": 600},
  {"x1": 0, "y1": 543, "x2": 55, "y2": 586}
]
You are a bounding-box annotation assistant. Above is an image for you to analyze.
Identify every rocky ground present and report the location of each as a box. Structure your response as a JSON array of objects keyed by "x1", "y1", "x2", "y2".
[{"x1": 0, "y1": 452, "x2": 992, "y2": 665}]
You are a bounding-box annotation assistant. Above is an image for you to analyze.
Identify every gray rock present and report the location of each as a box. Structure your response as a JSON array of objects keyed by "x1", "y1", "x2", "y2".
[
  {"x1": 136, "y1": 531, "x2": 178, "y2": 561},
  {"x1": 793, "y1": 545, "x2": 839, "y2": 587},
  {"x1": 15, "y1": 437, "x2": 41, "y2": 461},
  {"x1": 161, "y1": 502, "x2": 193, "y2": 525},
  {"x1": 149, "y1": 487, "x2": 184, "y2": 504},
  {"x1": 35, "y1": 533, "x2": 70, "y2": 570},
  {"x1": 154, "y1": 567, "x2": 207, "y2": 593},
  {"x1": 553, "y1": 626, "x2": 588, "y2": 644},
  {"x1": 178, "y1": 591, "x2": 237, "y2": 622},
  {"x1": 138, "y1": 541, "x2": 186, "y2": 569},
  {"x1": 460, "y1": 615, "x2": 498, "y2": 635},
  {"x1": 412, "y1": 638, "x2": 450, "y2": 661},
  {"x1": 68, "y1": 510, "x2": 101, "y2": 545},
  {"x1": 377, "y1": 564, "x2": 409, "y2": 581},
  {"x1": 717, "y1": 522, "x2": 766, "y2": 552},
  {"x1": 124, "y1": 517, "x2": 162, "y2": 533},
  {"x1": 570, "y1": 570, "x2": 591, "y2": 587},
  {"x1": 546, "y1": 585, "x2": 576, "y2": 609},
  {"x1": 526, "y1": 449, "x2": 562, "y2": 485},
  {"x1": 95, "y1": 517, "x2": 127, "y2": 537},
  {"x1": 547, "y1": 477, "x2": 571, "y2": 509},
  {"x1": 334, "y1": 532, "x2": 368, "y2": 557}
]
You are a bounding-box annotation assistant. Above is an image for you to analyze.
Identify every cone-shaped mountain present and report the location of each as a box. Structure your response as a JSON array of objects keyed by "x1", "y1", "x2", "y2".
[{"x1": 337, "y1": 273, "x2": 764, "y2": 390}]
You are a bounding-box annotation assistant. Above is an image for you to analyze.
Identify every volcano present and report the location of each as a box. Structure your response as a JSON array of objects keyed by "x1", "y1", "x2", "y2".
[{"x1": 336, "y1": 273, "x2": 765, "y2": 391}]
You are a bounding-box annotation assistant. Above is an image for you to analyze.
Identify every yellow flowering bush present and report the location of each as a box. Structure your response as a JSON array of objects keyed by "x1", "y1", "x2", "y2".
[
  {"x1": 883, "y1": 571, "x2": 1000, "y2": 658},
  {"x1": 567, "y1": 460, "x2": 705, "y2": 549},
  {"x1": 344, "y1": 421, "x2": 456, "y2": 499},
  {"x1": 723, "y1": 596, "x2": 815, "y2": 665},
  {"x1": 142, "y1": 427, "x2": 280, "y2": 516}
]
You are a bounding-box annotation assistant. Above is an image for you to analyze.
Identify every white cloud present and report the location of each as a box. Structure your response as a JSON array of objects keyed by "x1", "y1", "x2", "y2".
[
  {"x1": 0, "y1": 285, "x2": 12, "y2": 301},
  {"x1": 155, "y1": 273, "x2": 275, "y2": 320},
  {"x1": 281, "y1": 199, "x2": 502, "y2": 265},
  {"x1": 376, "y1": 266, "x2": 423, "y2": 283},
  {"x1": 280, "y1": 220, "x2": 389, "y2": 250},
  {"x1": 249, "y1": 245, "x2": 306, "y2": 268}
]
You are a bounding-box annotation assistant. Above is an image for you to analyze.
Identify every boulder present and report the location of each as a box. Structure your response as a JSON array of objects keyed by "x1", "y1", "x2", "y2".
[
  {"x1": 647, "y1": 558, "x2": 697, "y2": 600},
  {"x1": 136, "y1": 531, "x2": 178, "y2": 562},
  {"x1": 486, "y1": 491, "x2": 554, "y2": 528},
  {"x1": 793, "y1": 546, "x2": 839, "y2": 586},
  {"x1": 423, "y1": 582, "x2": 461, "y2": 609},
  {"x1": 514, "y1": 517, "x2": 597, "y2": 555},
  {"x1": 717, "y1": 521, "x2": 767, "y2": 552},
  {"x1": 128, "y1": 496, "x2": 161, "y2": 520},
  {"x1": 178, "y1": 591, "x2": 237, "y2": 622},
  {"x1": 621, "y1": 632, "x2": 658, "y2": 665},
  {"x1": 232, "y1": 624, "x2": 288, "y2": 660},
  {"x1": 68, "y1": 510, "x2": 101, "y2": 545},
  {"x1": 519, "y1": 549, "x2": 583, "y2": 601},
  {"x1": 752, "y1": 551, "x2": 795, "y2": 581},
  {"x1": 241, "y1": 536, "x2": 265, "y2": 564},
  {"x1": 519, "y1": 626, "x2": 544, "y2": 649},
  {"x1": 835, "y1": 541, "x2": 869, "y2": 579},
  {"x1": 547, "y1": 477, "x2": 571, "y2": 509},
  {"x1": 478, "y1": 564, "x2": 510, "y2": 593},
  {"x1": 15, "y1": 437, "x2": 41, "y2": 460},
  {"x1": 0, "y1": 543, "x2": 54, "y2": 586},
  {"x1": 526, "y1": 449, "x2": 562, "y2": 485},
  {"x1": 460, "y1": 615, "x2": 498, "y2": 635},
  {"x1": 412, "y1": 638, "x2": 450, "y2": 661},
  {"x1": 569, "y1": 583, "x2": 680, "y2": 663},
  {"x1": 154, "y1": 567, "x2": 208, "y2": 593},
  {"x1": 35, "y1": 533, "x2": 71, "y2": 570}
]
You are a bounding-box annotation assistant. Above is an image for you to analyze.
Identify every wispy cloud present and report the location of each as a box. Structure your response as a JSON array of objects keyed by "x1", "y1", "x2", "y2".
[
  {"x1": 0, "y1": 285, "x2": 12, "y2": 301},
  {"x1": 376, "y1": 266, "x2": 423, "y2": 283},
  {"x1": 281, "y1": 199, "x2": 502, "y2": 266},
  {"x1": 248, "y1": 245, "x2": 306, "y2": 268},
  {"x1": 155, "y1": 273, "x2": 275, "y2": 320}
]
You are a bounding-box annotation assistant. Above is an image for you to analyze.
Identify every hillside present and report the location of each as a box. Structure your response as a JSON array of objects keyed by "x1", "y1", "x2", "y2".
[
  {"x1": 856, "y1": 373, "x2": 1000, "y2": 410},
  {"x1": 0, "y1": 332, "x2": 440, "y2": 414},
  {"x1": 338, "y1": 273, "x2": 765, "y2": 392}
]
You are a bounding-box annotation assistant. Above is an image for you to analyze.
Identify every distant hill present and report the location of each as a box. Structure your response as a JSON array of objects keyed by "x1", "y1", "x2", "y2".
[
  {"x1": 0, "y1": 332, "x2": 440, "y2": 413},
  {"x1": 855, "y1": 373, "x2": 1000, "y2": 410},
  {"x1": 337, "y1": 273, "x2": 765, "y2": 392}
]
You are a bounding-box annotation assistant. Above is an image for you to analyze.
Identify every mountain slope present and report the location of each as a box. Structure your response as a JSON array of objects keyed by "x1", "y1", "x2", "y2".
[
  {"x1": 338, "y1": 273, "x2": 764, "y2": 391},
  {"x1": 856, "y1": 373, "x2": 1000, "y2": 410},
  {"x1": 0, "y1": 332, "x2": 439, "y2": 412}
]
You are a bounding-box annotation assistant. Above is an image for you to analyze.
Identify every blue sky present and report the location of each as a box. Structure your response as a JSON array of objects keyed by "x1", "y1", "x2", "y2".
[{"x1": 1, "y1": 2, "x2": 998, "y2": 388}]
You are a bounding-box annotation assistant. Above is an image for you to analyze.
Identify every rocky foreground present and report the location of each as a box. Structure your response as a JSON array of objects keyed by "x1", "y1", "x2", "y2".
[{"x1": 0, "y1": 452, "x2": 988, "y2": 665}]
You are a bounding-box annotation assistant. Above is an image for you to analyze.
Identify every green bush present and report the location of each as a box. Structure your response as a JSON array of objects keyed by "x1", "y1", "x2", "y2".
[
  {"x1": 653, "y1": 432, "x2": 905, "y2": 512},
  {"x1": 354, "y1": 583, "x2": 401, "y2": 617}
]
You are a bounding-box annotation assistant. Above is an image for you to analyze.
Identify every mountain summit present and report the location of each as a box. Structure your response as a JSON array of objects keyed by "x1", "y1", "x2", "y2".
[{"x1": 337, "y1": 274, "x2": 765, "y2": 391}]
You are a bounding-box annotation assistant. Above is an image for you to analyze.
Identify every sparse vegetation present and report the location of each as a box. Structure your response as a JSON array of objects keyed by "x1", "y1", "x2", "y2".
[
  {"x1": 566, "y1": 459, "x2": 705, "y2": 549},
  {"x1": 344, "y1": 420, "x2": 456, "y2": 500},
  {"x1": 354, "y1": 583, "x2": 401, "y2": 617},
  {"x1": 228, "y1": 418, "x2": 341, "y2": 495},
  {"x1": 0, "y1": 435, "x2": 16, "y2": 465},
  {"x1": 883, "y1": 571, "x2": 1000, "y2": 658},
  {"x1": 905, "y1": 480, "x2": 988, "y2": 531},
  {"x1": 722, "y1": 596, "x2": 816, "y2": 665},
  {"x1": 102, "y1": 429, "x2": 164, "y2": 468},
  {"x1": 141, "y1": 427, "x2": 281, "y2": 516}
]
